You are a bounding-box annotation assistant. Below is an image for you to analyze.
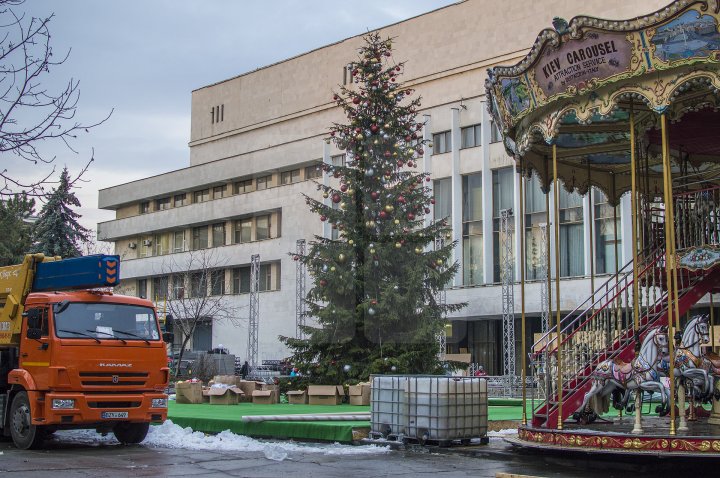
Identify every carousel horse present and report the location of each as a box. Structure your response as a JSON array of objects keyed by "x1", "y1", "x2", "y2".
[
  {"x1": 575, "y1": 326, "x2": 670, "y2": 424},
  {"x1": 674, "y1": 314, "x2": 719, "y2": 419}
]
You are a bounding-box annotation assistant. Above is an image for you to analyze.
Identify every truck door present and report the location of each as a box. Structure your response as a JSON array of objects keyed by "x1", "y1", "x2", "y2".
[{"x1": 20, "y1": 308, "x2": 51, "y2": 391}]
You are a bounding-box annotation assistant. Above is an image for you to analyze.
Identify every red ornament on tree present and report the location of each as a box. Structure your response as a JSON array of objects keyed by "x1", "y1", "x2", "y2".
[
  {"x1": 320, "y1": 215, "x2": 327, "y2": 222},
  {"x1": 352, "y1": 97, "x2": 361, "y2": 104},
  {"x1": 320, "y1": 279, "x2": 328, "y2": 287},
  {"x1": 379, "y1": 211, "x2": 388, "y2": 219},
  {"x1": 407, "y1": 213, "x2": 415, "y2": 220},
  {"x1": 332, "y1": 193, "x2": 341, "y2": 203},
  {"x1": 340, "y1": 184, "x2": 348, "y2": 192},
  {"x1": 371, "y1": 191, "x2": 379, "y2": 200}
]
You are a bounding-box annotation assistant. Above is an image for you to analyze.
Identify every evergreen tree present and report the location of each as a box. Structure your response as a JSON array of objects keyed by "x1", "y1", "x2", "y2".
[
  {"x1": 282, "y1": 33, "x2": 464, "y2": 383},
  {"x1": 32, "y1": 168, "x2": 90, "y2": 258},
  {"x1": 0, "y1": 193, "x2": 35, "y2": 266}
]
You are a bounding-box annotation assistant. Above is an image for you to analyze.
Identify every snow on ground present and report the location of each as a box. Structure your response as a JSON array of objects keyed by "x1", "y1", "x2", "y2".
[
  {"x1": 487, "y1": 428, "x2": 518, "y2": 437},
  {"x1": 54, "y1": 420, "x2": 390, "y2": 461}
]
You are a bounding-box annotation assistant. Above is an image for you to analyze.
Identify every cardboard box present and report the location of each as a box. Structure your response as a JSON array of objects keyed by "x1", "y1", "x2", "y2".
[
  {"x1": 287, "y1": 390, "x2": 308, "y2": 404},
  {"x1": 175, "y1": 381, "x2": 203, "y2": 404},
  {"x1": 348, "y1": 383, "x2": 371, "y2": 406},
  {"x1": 252, "y1": 390, "x2": 275, "y2": 404},
  {"x1": 261, "y1": 384, "x2": 280, "y2": 403},
  {"x1": 213, "y1": 375, "x2": 240, "y2": 387},
  {"x1": 207, "y1": 386, "x2": 243, "y2": 405},
  {"x1": 307, "y1": 385, "x2": 344, "y2": 405},
  {"x1": 238, "y1": 380, "x2": 262, "y2": 402}
]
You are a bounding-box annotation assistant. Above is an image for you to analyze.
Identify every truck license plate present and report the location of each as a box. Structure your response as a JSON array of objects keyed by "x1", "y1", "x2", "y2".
[{"x1": 101, "y1": 411, "x2": 128, "y2": 419}]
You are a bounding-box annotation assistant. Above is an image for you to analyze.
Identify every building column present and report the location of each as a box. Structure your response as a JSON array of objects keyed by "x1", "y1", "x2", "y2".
[
  {"x1": 423, "y1": 114, "x2": 433, "y2": 232},
  {"x1": 481, "y1": 103, "x2": 494, "y2": 284},
  {"x1": 514, "y1": 169, "x2": 522, "y2": 280},
  {"x1": 583, "y1": 191, "x2": 593, "y2": 276},
  {"x1": 322, "y1": 140, "x2": 331, "y2": 239},
  {"x1": 451, "y1": 107, "x2": 463, "y2": 287},
  {"x1": 620, "y1": 193, "x2": 632, "y2": 265}
]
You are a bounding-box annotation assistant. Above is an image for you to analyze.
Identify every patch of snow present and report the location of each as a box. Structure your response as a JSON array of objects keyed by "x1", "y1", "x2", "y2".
[
  {"x1": 488, "y1": 428, "x2": 518, "y2": 437},
  {"x1": 54, "y1": 420, "x2": 391, "y2": 458}
]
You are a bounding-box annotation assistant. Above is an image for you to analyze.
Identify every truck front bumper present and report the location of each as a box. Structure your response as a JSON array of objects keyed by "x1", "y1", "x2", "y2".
[{"x1": 36, "y1": 392, "x2": 168, "y2": 426}]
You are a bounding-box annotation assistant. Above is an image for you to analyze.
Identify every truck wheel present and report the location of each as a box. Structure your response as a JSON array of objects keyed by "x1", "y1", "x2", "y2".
[
  {"x1": 113, "y1": 422, "x2": 149, "y2": 444},
  {"x1": 9, "y1": 392, "x2": 45, "y2": 449}
]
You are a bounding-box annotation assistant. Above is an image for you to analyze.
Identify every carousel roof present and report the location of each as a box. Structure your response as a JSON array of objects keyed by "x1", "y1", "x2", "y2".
[{"x1": 485, "y1": 0, "x2": 720, "y2": 204}]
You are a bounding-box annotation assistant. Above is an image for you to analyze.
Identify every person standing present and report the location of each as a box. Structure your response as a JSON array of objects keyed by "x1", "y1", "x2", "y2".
[{"x1": 240, "y1": 361, "x2": 249, "y2": 379}]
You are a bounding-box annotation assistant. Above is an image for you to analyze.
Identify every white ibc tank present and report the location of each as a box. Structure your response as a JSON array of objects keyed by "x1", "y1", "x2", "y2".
[
  {"x1": 370, "y1": 375, "x2": 407, "y2": 436},
  {"x1": 405, "y1": 377, "x2": 488, "y2": 441}
]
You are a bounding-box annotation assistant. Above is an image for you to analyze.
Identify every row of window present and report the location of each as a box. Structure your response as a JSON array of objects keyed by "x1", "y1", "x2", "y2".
[
  {"x1": 432, "y1": 122, "x2": 502, "y2": 154},
  {"x1": 137, "y1": 213, "x2": 277, "y2": 257},
  {"x1": 137, "y1": 263, "x2": 280, "y2": 300},
  {"x1": 434, "y1": 169, "x2": 622, "y2": 286},
  {"x1": 138, "y1": 165, "x2": 322, "y2": 215}
]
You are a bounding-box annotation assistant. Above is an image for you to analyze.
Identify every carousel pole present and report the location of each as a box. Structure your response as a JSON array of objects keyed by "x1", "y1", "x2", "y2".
[
  {"x1": 630, "y1": 106, "x2": 644, "y2": 435},
  {"x1": 709, "y1": 294, "x2": 720, "y2": 425},
  {"x1": 553, "y1": 143, "x2": 564, "y2": 430},
  {"x1": 660, "y1": 113, "x2": 678, "y2": 436},
  {"x1": 613, "y1": 177, "x2": 622, "y2": 419},
  {"x1": 711, "y1": 295, "x2": 716, "y2": 353},
  {"x1": 664, "y1": 114, "x2": 686, "y2": 432},
  {"x1": 520, "y1": 158, "x2": 528, "y2": 426},
  {"x1": 588, "y1": 167, "x2": 595, "y2": 305}
]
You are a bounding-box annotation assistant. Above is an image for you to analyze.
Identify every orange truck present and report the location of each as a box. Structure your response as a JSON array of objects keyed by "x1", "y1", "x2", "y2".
[{"x1": 0, "y1": 253, "x2": 170, "y2": 449}]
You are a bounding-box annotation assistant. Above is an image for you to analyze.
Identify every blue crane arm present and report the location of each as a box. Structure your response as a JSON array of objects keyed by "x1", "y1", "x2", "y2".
[{"x1": 32, "y1": 254, "x2": 120, "y2": 292}]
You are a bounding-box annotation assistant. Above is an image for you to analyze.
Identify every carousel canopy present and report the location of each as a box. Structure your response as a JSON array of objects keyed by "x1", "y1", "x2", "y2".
[{"x1": 485, "y1": 0, "x2": 720, "y2": 204}]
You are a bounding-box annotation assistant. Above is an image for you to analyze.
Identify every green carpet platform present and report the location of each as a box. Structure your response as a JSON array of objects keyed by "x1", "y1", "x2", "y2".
[{"x1": 166, "y1": 399, "x2": 530, "y2": 443}]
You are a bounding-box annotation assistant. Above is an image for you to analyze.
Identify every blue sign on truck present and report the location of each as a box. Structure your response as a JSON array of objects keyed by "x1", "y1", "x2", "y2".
[{"x1": 32, "y1": 254, "x2": 120, "y2": 292}]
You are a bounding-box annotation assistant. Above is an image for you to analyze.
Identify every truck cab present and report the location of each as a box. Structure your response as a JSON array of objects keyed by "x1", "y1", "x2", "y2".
[{"x1": 0, "y1": 254, "x2": 170, "y2": 449}]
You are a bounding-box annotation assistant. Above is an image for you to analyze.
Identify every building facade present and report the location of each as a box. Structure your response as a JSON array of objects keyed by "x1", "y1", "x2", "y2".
[{"x1": 97, "y1": 0, "x2": 669, "y2": 374}]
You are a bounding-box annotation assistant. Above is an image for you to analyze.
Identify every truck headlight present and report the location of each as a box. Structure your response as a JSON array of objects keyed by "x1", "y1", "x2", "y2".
[
  {"x1": 151, "y1": 398, "x2": 167, "y2": 408},
  {"x1": 52, "y1": 399, "x2": 75, "y2": 409}
]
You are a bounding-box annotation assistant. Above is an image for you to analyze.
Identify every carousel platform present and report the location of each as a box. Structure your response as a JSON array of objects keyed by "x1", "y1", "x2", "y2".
[{"x1": 509, "y1": 416, "x2": 720, "y2": 458}]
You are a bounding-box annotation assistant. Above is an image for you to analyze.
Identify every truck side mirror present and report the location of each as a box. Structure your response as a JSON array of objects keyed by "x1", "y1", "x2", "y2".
[
  {"x1": 162, "y1": 332, "x2": 174, "y2": 343},
  {"x1": 27, "y1": 328, "x2": 42, "y2": 340},
  {"x1": 24, "y1": 308, "x2": 42, "y2": 329}
]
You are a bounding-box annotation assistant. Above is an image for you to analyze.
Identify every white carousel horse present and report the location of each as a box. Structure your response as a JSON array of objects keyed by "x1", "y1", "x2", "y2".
[
  {"x1": 674, "y1": 315, "x2": 720, "y2": 418},
  {"x1": 576, "y1": 326, "x2": 670, "y2": 423}
]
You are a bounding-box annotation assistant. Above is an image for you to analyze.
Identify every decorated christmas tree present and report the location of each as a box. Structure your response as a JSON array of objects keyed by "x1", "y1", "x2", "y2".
[{"x1": 281, "y1": 33, "x2": 464, "y2": 384}]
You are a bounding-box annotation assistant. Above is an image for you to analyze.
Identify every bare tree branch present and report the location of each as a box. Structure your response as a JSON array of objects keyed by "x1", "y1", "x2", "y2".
[{"x1": 0, "y1": 1, "x2": 111, "y2": 198}]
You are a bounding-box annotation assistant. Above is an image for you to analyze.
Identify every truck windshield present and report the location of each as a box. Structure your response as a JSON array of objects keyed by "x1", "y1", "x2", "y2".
[{"x1": 54, "y1": 303, "x2": 160, "y2": 341}]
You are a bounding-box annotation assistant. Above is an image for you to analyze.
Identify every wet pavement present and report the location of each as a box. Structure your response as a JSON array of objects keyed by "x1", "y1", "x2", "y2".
[{"x1": 0, "y1": 436, "x2": 717, "y2": 477}]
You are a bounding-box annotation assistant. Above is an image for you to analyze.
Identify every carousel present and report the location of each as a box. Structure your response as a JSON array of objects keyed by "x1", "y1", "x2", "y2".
[{"x1": 486, "y1": 0, "x2": 720, "y2": 456}]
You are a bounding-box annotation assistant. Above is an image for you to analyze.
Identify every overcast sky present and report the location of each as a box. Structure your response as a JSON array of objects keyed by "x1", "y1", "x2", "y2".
[{"x1": 18, "y1": 1, "x2": 457, "y2": 233}]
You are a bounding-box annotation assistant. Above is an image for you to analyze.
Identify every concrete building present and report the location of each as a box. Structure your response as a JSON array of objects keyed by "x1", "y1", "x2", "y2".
[{"x1": 97, "y1": 0, "x2": 669, "y2": 374}]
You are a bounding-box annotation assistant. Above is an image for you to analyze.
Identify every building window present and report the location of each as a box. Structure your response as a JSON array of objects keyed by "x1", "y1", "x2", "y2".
[
  {"x1": 234, "y1": 179, "x2": 253, "y2": 194},
  {"x1": 433, "y1": 131, "x2": 452, "y2": 154},
  {"x1": 559, "y1": 183, "x2": 584, "y2": 277},
  {"x1": 256, "y1": 215, "x2": 270, "y2": 240},
  {"x1": 212, "y1": 185, "x2": 226, "y2": 200},
  {"x1": 156, "y1": 197, "x2": 171, "y2": 211},
  {"x1": 524, "y1": 173, "x2": 548, "y2": 281},
  {"x1": 173, "y1": 231, "x2": 185, "y2": 253},
  {"x1": 192, "y1": 226, "x2": 208, "y2": 250},
  {"x1": 211, "y1": 104, "x2": 224, "y2": 124},
  {"x1": 172, "y1": 276, "x2": 184, "y2": 299},
  {"x1": 210, "y1": 270, "x2": 225, "y2": 296},
  {"x1": 461, "y1": 124, "x2": 482, "y2": 149},
  {"x1": 140, "y1": 236, "x2": 153, "y2": 258},
  {"x1": 305, "y1": 164, "x2": 322, "y2": 180},
  {"x1": 137, "y1": 279, "x2": 147, "y2": 299},
  {"x1": 153, "y1": 276, "x2": 169, "y2": 301},
  {"x1": 233, "y1": 267, "x2": 250, "y2": 294},
  {"x1": 256, "y1": 175, "x2": 272, "y2": 190},
  {"x1": 493, "y1": 168, "x2": 514, "y2": 282},
  {"x1": 594, "y1": 188, "x2": 622, "y2": 275},
  {"x1": 331, "y1": 154, "x2": 346, "y2": 167},
  {"x1": 173, "y1": 193, "x2": 187, "y2": 207},
  {"x1": 189, "y1": 272, "x2": 207, "y2": 298},
  {"x1": 212, "y1": 222, "x2": 226, "y2": 247},
  {"x1": 259, "y1": 264, "x2": 272, "y2": 291},
  {"x1": 154, "y1": 233, "x2": 171, "y2": 256},
  {"x1": 462, "y1": 173, "x2": 483, "y2": 285},
  {"x1": 193, "y1": 189, "x2": 210, "y2": 203},
  {"x1": 281, "y1": 169, "x2": 301, "y2": 185},
  {"x1": 235, "y1": 218, "x2": 252, "y2": 243},
  {"x1": 490, "y1": 121, "x2": 502, "y2": 143},
  {"x1": 140, "y1": 201, "x2": 150, "y2": 214},
  {"x1": 433, "y1": 178, "x2": 452, "y2": 222}
]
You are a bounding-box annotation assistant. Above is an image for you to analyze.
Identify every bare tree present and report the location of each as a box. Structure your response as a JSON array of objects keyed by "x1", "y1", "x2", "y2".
[
  {"x1": 80, "y1": 229, "x2": 114, "y2": 257},
  {"x1": 0, "y1": 1, "x2": 110, "y2": 197},
  {"x1": 158, "y1": 249, "x2": 243, "y2": 379}
]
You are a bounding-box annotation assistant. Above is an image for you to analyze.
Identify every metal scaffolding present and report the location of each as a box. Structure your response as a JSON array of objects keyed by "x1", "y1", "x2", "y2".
[
  {"x1": 435, "y1": 236, "x2": 447, "y2": 361},
  {"x1": 539, "y1": 223, "x2": 550, "y2": 334},
  {"x1": 247, "y1": 254, "x2": 260, "y2": 367},
  {"x1": 500, "y1": 209, "x2": 516, "y2": 376},
  {"x1": 295, "y1": 239, "x2": 307, "y2": 339}
]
